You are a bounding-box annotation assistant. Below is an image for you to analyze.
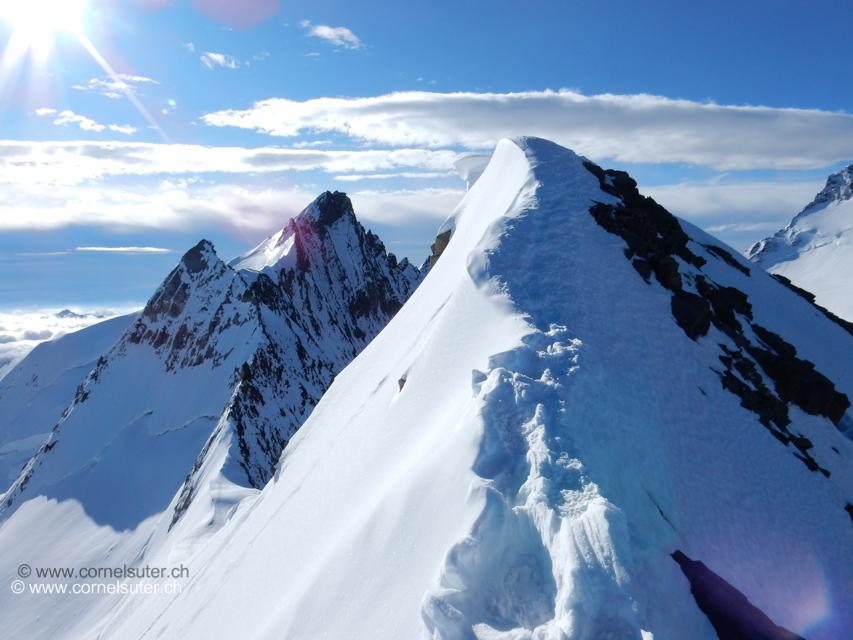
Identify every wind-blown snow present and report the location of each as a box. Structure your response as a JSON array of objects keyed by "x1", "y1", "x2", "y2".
[
  {"x1": 746, "y1": 164, "x2": 853, "y2": 321},
  {"x1": 2, "y1": 139, "x2": 852, "y2": 640}
]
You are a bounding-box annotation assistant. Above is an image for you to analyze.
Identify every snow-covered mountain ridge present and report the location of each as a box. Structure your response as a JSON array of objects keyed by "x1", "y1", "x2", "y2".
[
  {"x1": 746, "y1": 163, "x2": 853, "y2": 320},
  {"x1": 0, "y1": 190, "x2": 421, "y2": 531},
  {"x1": 2, "y1": 139, "x2": 852, "y2": 640}
]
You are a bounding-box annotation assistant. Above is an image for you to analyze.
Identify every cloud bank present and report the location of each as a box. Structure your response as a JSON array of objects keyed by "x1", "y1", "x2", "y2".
[
  {"x1": 0, "y1": 141, "x2": 458, "y2": 186},
  {"x1": 202, "y1": 90, "x2": 853, "y2": 170},
  {"x1": 0, "y1": 311, "x2": 116, "y2": 381}
]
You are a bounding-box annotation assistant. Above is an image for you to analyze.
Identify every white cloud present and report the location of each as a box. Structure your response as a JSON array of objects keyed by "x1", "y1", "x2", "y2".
[
  {"x1": 107, "y1": 124, "x2": 138, "y2": 135},
  {"x1": 183, "y1": 42, "x2": 195, "y2": 52},
  {"x1": 74, "y1": 246, "x2": 173, "y2": 253},
  {"x1": 202, "y1": 90, "x2": 853, "y2": 171},
  {"x1": 0, "y1": 179, "x2": 321, "y2": 232},
  {"x1": 43, "y1": 110, "x2": 136, "y2": 135},
  {"x1": 644, "y1": 179, "x2": 822, "y2": 220},
  {"x1": 0, "y1": 141, "x2": 458, "y2": 187},
  {"x1": 302, "y1": 21, "x2": 362, "y2": 49},
  {"x1": 291, "y1": 140, "x2": 332, "y2": 148},
  {"x1": 71, "y1": 75, "x2": 159, "y2": 99},
  {"x1": 53, "y1": 110, "x2": 106, "y2": 132},
  {"x1": 201, "y1": 52, "x2": 239, "y2": 69},
  {"x1": 349, "y1": 188, "x2": 465, "y2": 225}
]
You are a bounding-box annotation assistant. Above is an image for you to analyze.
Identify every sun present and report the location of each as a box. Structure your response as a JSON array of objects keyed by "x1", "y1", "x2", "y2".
[{"x1": 0, "y1": 0, "x2": 89, "y2": 61}]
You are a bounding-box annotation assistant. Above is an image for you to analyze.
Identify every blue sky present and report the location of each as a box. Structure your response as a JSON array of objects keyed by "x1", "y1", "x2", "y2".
[{"x1": 1, "y1": 0, "x2": 853, "y2": 312}]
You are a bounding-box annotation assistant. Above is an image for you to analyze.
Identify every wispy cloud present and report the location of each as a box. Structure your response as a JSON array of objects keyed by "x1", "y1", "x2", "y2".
[
  {"x1": 335, "y1": 171, "x2": 456, "y2": 182},
  {"x1": 182, "y1": 42, "x2": 195, "y2": 52},
  {"x1": 71, "y1": 74, "x2": 159, "y2": 99},
  {"x1": 39, "y1": 110, "x2": 137, "y2": 135},
  {"x1": 74, "y1": 246, "x2": 174, "y2": 253},
  {"x1": 301, "y1": 21, "x2": 362, "y2": 49},
  {"x1": 202, "y1": 90, "x2": 853, "y2": 171},
  {"x1": 201, "y1": 52, "x2": 239, "y2": 69}
]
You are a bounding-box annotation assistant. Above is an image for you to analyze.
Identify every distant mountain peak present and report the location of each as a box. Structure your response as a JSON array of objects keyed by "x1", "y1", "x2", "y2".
[
  {"x1": 55, "y1": 309, "x2": 85, "y2": 319},
  {"x1": 802, "y1": 162, "x2": 853, "y2": 213},
  {"x1": 745, "y1": 162, "x2": 853, "y2": 321}
]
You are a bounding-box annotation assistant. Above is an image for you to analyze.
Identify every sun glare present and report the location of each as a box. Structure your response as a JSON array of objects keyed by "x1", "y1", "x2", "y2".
[{"x1": 0, "y1": 0, "x2": 88, "y2": 61}]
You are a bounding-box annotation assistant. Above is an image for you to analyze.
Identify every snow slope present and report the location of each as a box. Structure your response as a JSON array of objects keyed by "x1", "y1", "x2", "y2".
[
  {"x1": 0, "y1": 313, "x2": 138, "y2": 484},
  {"x1": 0, "y1": 191, "x2": 422, "y2": 639},
  {"x1": 3, "y1": 139, "x2": 853, "y2": 640},
  {"x1": 746, "y1": 164, "x2": 853, "y2": 321}
]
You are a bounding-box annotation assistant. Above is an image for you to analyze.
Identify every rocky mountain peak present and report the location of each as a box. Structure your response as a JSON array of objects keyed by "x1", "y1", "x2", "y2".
[
  {"x1": 181, "y1": 239, "x2": 218, "y2": 274},
  {"x1": 141, "y1": 240, "x2": 229, "y2": 325},
  {"x1": 306, "y1": 190, "x2": 354, "y2": 228},
  {"x1": 802, "y1": 162, "x2": 853, "y2": 213}
]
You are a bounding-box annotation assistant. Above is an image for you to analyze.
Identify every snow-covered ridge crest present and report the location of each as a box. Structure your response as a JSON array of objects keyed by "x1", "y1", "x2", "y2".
[{"x1": 419, "y1": 137, "x2": 853, "y2": 638}]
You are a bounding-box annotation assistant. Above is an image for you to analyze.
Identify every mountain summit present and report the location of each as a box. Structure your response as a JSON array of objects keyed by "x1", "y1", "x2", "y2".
[
  {"x1": 746, "y1": 163, "x2": 853, "y2": 320},
  {"x1": 1, "y1": 141, "x2": 852, "y2": 640},
  {"x1": 0, "y1": 191, "x2": 421, "y2": 532}
]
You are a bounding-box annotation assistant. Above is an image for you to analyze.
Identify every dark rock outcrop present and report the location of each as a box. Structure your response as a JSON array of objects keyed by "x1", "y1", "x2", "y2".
[{"x1": 428, "y1": 229, "x2": 452, "y2": 269}]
